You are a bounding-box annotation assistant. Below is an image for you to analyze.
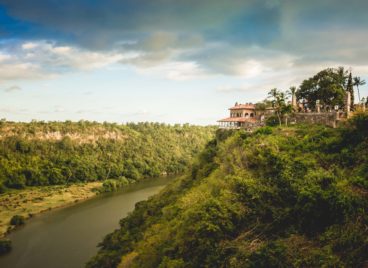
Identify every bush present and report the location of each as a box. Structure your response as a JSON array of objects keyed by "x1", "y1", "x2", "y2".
[
  {"x1": 6, "y1": 175, "x2": 26, "y2": 189},
  {"x1": 0, "y1": 239, "x2": 12, "y2": 255},
  {"x1": 10, "y1": 215, "x2": 26, "y2": 226},
  {"x1": 255, "y1": 126, "x2": 273, "y2": 135},
  {"x1": 248, "y1": 241, "x2": 289, "y2": 268},
  {"x1": 265, "y1": 115, "x2": 279, "y2": 126},
  {"x1": 100, "y1": 177, "x2": 131, "y2": 193},
  {"x1": 350, "y1": 112, "x2": 368, "y2": 133},
  {"x1": 0, "y1": 183, "x2": 6, "y2": 194}
]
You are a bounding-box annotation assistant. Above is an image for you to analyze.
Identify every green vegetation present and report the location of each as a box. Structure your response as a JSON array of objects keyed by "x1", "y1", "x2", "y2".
[
  {"x1": 353, "y1": 76, "x2": 366, "y2": 102},
  {"x1": 0, "y1": 121, "x2": 215, "y2": 191},
  {"x1": 267, "y1": 88, "x2": 292, "y2": 126},
  {"x1": 99, "y1": 178, "x2": 131, "y2": 193},
  {"x1": 0, "y1": 239, "x2": 11, "y2": 255},
  {"x1": 297, "y1": 67, "x2": 348, "y2": 108},
  {"x1": 9, "y1": 215, "x2": 25, "y2": 226},
  {"x1": 0, "y1": 182, "x2": 102, "y2": 237},
  {"x1": 87, "y1": 113, "x2": 368, "y2": 268}
]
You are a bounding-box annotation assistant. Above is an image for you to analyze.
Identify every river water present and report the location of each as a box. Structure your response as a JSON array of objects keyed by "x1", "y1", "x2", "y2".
[{"x1": 0, "y1": 177, "x2": 171, "y2": 268}]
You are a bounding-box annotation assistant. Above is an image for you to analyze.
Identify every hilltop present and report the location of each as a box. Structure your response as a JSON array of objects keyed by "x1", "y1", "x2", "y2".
[{"x1": 87, "y1": 113, "x2": 368, "y2": 268}]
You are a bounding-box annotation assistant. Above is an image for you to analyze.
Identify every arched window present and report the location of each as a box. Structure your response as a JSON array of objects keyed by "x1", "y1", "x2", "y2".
[
  {"x1": 250, "y1": 113, "x2": 254, "y2": 117},
  {"x1": 244, "y1": 113, "x2": 249, "y2": 118}
]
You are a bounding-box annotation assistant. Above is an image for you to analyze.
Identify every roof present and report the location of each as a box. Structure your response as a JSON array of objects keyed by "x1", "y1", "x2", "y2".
[
  {"x1": 217, "y1": 117, "x2": 258, "y2": 123},
  {"x1": 229, "y1": 103, "x2": 256, "y2": 110}
]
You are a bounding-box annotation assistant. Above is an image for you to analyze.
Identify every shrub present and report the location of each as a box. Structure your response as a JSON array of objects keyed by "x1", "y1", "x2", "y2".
[
  {"x1": 255, "y1": 126, "x2": 273, "y2": 135},
  {"x1": 6, "y1": 175, "x2": 26, "y2": 189},
  {"x1": 350, "y1": 112, "x2": 368, "y2": 133},
  {"x1": 0, "y1": 239, "x2": 12, "y2": 255},
  {"x1": 10, "y1": 215, "x2": 26, "y2": 226},
  {"x1": 265, "y1": 115, "x2": 279, "y2": 126},
  {"x1": 0, "y1": 183, "x2": 6, "y2": 194},
  {"x1": 100, "y1": 177, "x2": 131, "y2": 193}
]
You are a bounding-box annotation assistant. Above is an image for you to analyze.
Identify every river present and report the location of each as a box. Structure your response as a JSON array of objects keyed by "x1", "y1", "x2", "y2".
[{"x1": 0, "y1": 177, "x2": 171, "y2": 268}]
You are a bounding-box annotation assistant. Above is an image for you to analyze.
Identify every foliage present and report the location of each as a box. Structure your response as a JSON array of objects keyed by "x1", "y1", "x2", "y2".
[
  {"x1": 347, "y1": 72, "x2": 354, "y2": 110},
  {"x1": 87, "y1": 113, "x2": 368, "y2": 268},
  {"x1": 10, "y1": 215, "x2": 25, "y2": 226},
  {"x1": 254, "y1": 126, "x2": 273, "y2": 135},
  {"x1": 296, "y1": 67, "x2": 347, "y2": 108},
  {"x1": 353, "y1": 76, "x2": 365, "y2": 103},
  {"x1": 265, "y1": 115, "x2": 280, "y2": 127},
  {"x1": 267, "y1": 88, "x2": 292, "y2": 126},
  {"x1": 99, "y1": 177, "x2": 131, "y2": 193},
  {"x1": 0, "y1": 239, "x2": 12, "y2": 255},
  {"x1": 0, "y1": 121, "x2": 215, "y2": 190}
]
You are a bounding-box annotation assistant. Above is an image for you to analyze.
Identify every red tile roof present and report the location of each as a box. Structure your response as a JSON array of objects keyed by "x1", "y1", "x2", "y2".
[
  {"x1": 229, "y1": 103, "x2": 256, "y2": 110},
  {"x1": 217, "y1": 117, "x2": 258, "y2": 123}
]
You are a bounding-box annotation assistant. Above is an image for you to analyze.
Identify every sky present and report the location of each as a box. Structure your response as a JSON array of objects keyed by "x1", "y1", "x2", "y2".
[{"x1": 0, "y1": 0, "x2": 367, "y2": 125}]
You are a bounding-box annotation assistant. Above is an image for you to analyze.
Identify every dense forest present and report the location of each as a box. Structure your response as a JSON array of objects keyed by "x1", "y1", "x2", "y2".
[
  {"x1": 0, "y1": 120, "x2": 215, "y2": 192},
  {"x1": 87, "y1": 113, "x2": 368, "y2": 268}
]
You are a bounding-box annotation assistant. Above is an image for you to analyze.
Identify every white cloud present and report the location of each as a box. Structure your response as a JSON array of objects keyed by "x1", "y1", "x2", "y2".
[
  {"x1": 51, "y1": 46, "x2": 71, "y2": 54},
  {"x1": 135, "y1": 60, "x2": 208, "y2": 81},
  {"x1": 22, "y1": 42, "x2": 39, "y2": 50},
  {"x1": 0, "y1": 53, "x2": 12, "y2": 62},
  {"x1": 0, "y1": 41, "x2": 126, "y2": 82}
]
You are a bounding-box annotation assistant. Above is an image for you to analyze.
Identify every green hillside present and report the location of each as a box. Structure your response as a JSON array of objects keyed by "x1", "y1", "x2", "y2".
[
  {"x1": 87, "y1": 113, "x2": 368, "y2": 268},
  {"x1": 0, "y1": 121, "x2": 215, "y2": 192}
]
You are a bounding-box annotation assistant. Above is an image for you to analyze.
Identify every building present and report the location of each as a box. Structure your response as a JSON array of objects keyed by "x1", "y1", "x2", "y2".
[
  {"x1": 217, "y1": 102, "x2": 259, "y2": 129},
  {"x1": 218, "y1": 91, "x2": 353, "y2": 130}
]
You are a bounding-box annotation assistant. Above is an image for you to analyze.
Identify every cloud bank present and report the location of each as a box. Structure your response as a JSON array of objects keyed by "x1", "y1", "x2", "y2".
[{"x1": 0, "y1": 0, "x2": 367, "y2": 84}]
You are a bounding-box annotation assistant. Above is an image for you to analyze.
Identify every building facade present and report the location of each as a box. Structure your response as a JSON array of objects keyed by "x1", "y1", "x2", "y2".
[{"x1": 218, "y1": 103, "x2": 260, "y2": 129}]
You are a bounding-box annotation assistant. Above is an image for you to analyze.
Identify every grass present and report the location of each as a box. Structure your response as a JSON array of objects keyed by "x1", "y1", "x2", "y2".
[{"x1": 0, "y1": 182, "x2": 102, "y2": 237}]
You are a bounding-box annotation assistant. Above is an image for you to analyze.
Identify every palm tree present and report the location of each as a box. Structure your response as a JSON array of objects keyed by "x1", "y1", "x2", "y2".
[
  {"x1": 268, "y1": 88, "x2": 289, "y2": 126},
  {"x1": 353, "y1": 76, "x2": 366, "y2": 102},
  {"x1": 289, "y1": 86, "x2": 297, "y2": 110},
  {"x1": 337, "y1": 66, "x2": 348, "y2": 88},
  {"x1": 289, "y1": 86, "x2": 297, "y2": 96}
]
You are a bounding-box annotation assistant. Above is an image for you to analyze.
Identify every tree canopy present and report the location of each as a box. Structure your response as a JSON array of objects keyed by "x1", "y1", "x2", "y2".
[
  {"x1": 0, "y1": 121, "x2": 215, "y2": 191},
  {"x1": 296, "y1": 67, "x2": 347, "y2": 108}
]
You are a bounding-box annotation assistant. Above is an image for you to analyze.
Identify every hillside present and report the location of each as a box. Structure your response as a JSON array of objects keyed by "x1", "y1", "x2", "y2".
[
  {"x1": 87, "y1": 113, "x2": 368, "y2": 268},
  {"x1": 0, "y1": 121, "x2": 215, "y2": 191}
]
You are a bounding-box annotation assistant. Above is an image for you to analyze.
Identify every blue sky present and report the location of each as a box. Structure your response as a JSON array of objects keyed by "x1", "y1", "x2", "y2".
[{"x1": 0, "y1": 0, "x2": 367, "y2": 125}]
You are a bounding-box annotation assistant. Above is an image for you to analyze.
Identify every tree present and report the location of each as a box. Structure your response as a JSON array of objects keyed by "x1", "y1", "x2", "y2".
[
  {"x1": 347, "y1": 72, "x2": 354, "y2": 110},
  {"x1": 289, "y1": 86, "x2": 297, "y2": 95},
  {"x1": 353, "y1": 76, "x2": 366, "y2": 102},
  {"x1": 336, "y1": 66, "x2": 349, "y2": 88},
  {"x1": 296, "y1": 68, "x2": 347, "y2": 109},
  {"x1": 268, "y1": 88, "x2": 291, "y2": 126}
]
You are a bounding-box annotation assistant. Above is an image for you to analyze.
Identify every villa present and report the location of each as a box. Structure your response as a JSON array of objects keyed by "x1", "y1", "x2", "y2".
[
  {"x1": 218, "y1": 90, "x2": 360, "y2": 130},
  {"x1": 217, "y1": 102, "x2": 272, "y2": 129}
]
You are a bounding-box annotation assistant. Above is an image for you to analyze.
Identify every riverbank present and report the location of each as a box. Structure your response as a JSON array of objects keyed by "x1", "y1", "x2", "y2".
[
  {"x1": 0, "y1": 177, "x2": 171, "y2": 268},
  {"x1": 0, "y1": 182, "x2": 102, "y2": 237}
]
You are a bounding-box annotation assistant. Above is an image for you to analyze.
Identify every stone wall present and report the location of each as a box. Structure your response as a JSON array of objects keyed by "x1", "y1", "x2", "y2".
[{"x1": 289, "y1": 112, "x2": 339, "y2": 128}]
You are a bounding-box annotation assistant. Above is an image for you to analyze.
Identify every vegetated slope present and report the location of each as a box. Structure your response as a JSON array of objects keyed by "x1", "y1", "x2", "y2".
[
  {"x1": 87, "y1": 113, "x2": 368, "y2": 268},
  {"x1": 0, "y1": 121, "x2": 216, "y2": 191}
]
